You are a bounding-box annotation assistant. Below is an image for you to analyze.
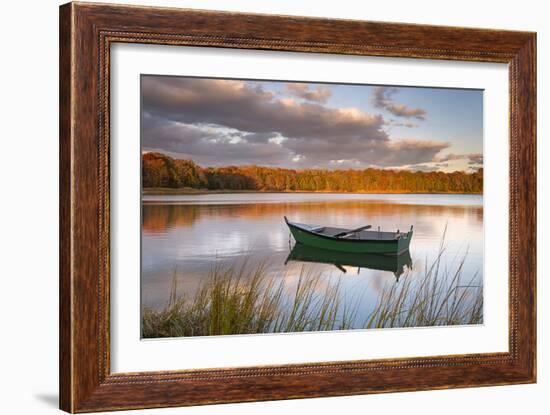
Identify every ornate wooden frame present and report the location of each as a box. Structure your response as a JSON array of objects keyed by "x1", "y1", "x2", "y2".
[{"x1": 59, "y1": 2, "x2": 536, "y2": 412}]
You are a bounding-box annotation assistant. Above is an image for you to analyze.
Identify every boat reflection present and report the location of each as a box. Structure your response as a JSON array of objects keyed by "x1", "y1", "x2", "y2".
[{"x1": 285, "y1": 243, "x2": 413, "y2": 281}]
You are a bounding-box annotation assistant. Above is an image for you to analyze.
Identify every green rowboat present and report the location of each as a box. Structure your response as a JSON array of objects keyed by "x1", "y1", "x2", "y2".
[{"x1": 284, "y1": 216, "x2": 413, "y2": 255}]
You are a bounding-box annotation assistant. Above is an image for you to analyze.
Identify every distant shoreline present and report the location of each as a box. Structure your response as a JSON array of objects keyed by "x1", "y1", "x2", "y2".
[{"x1": 142, "y1": 187, "x2": 483, "y2": 196}]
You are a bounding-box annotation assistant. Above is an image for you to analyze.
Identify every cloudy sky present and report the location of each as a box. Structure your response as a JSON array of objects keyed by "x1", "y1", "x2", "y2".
[{"x1": 141, "y1": 75, "x2": 483, "y2": 172}]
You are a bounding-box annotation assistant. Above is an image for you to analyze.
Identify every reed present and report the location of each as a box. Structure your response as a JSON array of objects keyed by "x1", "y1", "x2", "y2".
[
  {"x1": 142, "y1": 242, "x2": 483, "y2": 338},
  {"x1": 365, "y1": 229, "x2": 483, "y2": 329},
  {"x1": 142, "y1": 264, "x2": 353, "y2": 337}
]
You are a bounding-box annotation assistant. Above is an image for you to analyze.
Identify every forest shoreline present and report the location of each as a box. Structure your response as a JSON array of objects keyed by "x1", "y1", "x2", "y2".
[
  {"x1": 142, "y1": 187, "x2": 483, "y2": 196},
  {"x1": 142, "y1": 152, "x2": 484, "y2": 195}
]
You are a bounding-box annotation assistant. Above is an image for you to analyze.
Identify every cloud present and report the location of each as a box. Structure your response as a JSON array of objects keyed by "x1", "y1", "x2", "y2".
[
  {"x1": 241, "y1": 132, "x2": 280, "y2": 143},
  {"x1": 407, "y1": 164, "x2": 445, "y2": 173},
  {"x1": 467, "y1": 153, "x2": 483, "y2": 165},
  {"x1": 436, "y1": 152, "x2": 483, "y2": 166},
  {"x1": 141, "y1": 76, "x2": 450, "y2": 169},
  {"x1": 372, "y1": 86, "x2": 427, "y2": 120},
  {"x1": 387, "y1": 119, "x2": 419, "y2": 128},
  {"x1": 386, "y1": 118, "x2": 419, "y2": 128},
  {"x1": 142, "y1": 77, "x2": 386, "y2": 142},
  {"x1": 142, "y1": 121, "x2": 292, "y2": 166},
  {"x1": 403, "y1": 152, "x2": 483, "y2": 173},
  {"x1": 285, "y1": 83, "x2": 332, "y2": 103}
]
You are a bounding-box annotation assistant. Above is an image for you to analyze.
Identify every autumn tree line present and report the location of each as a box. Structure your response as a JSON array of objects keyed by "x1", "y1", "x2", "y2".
[{"x1": 142, "y1": 152, "x2": 483, "y2": 194}]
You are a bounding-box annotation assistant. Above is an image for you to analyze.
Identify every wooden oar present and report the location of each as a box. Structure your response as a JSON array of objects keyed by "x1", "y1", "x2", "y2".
[
  {"x1": 334, "y1": 264, "x2": 347, "y2": 273},
  {"x1": 334, "y1": 224, "x2": 372, "y2": 238}
]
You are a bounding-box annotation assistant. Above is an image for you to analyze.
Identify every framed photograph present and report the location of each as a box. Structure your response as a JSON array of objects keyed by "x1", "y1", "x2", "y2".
[{"x1": 59, "y1": 2, "x2": 536, "y2": 412}]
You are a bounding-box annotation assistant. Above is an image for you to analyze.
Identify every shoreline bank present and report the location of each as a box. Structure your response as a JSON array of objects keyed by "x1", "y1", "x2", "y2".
[{"x1": 142, "y1": 187, "x2": 483, "y2": 196}]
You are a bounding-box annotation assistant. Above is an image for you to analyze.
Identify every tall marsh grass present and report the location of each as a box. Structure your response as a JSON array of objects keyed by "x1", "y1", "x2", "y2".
[
  {"x1": 365, "y1": 238, "x2": 483, "y2": 328},
  {"x1": 142, "y1": 242, "x2": 482, "y2": 338}
]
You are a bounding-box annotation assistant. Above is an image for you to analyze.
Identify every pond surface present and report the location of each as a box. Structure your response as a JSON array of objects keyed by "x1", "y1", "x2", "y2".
[{"x1": 141, "y1": 193, "x2": 483, "y2": 329}]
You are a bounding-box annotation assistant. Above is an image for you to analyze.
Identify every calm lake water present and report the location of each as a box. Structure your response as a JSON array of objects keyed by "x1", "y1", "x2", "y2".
[{"x1": 141, "y1": 193, "x2": 483, "y2": 327}]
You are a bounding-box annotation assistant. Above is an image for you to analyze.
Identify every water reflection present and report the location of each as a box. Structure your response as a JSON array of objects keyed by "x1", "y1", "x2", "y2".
[
  {"x1": 142, "y1": 193, "x2": 483, "y2": 314},
  {"x1": 142, "y1": 196, "x2": 482, "y2": 234},
  {"x1": 285, "y1": 244, "x2": 413, "y2": 281}
]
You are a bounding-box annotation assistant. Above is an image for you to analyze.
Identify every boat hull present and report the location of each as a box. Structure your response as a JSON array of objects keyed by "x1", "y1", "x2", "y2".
[{"x1": 287, "y1": 222, "x2": 412, "y2": 254}]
